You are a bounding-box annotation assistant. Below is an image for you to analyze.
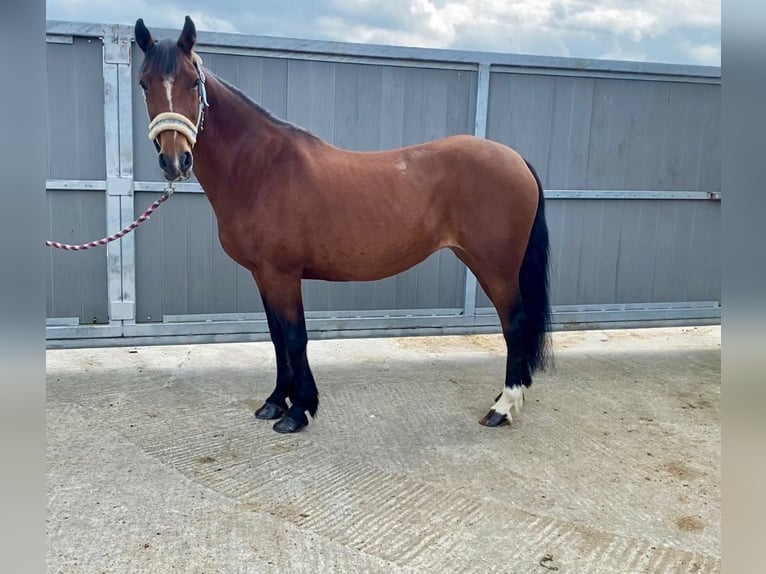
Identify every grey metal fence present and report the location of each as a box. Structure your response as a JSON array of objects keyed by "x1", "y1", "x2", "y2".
[{"x1": 44, "y1": 21, "x2": 721, "y2": 348}]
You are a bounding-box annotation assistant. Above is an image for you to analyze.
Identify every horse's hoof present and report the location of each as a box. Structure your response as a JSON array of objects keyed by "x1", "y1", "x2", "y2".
[
  {"x1": 254, "y1": 401, "x2": 286, "y2": 420},
  {"x1": 479, "y1": 409, "x2": 509, "y2": 427},
  {"x1": 273, "y1": 412, "x2": 308, "y2": 434}
]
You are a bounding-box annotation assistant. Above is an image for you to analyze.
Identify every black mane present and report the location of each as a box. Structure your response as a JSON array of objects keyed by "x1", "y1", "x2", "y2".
[{"x1": 215, "y1": 75, "x2": 319, "y2": 141}]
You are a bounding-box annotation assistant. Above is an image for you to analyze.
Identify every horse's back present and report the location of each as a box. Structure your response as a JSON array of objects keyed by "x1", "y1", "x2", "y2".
[{"x1": 395, "y1": 134, "x2": 539, "y2": 216}]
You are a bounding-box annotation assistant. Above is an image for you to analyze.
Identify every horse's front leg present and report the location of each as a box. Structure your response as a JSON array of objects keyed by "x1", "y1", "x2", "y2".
[
  {"x1": 253, "y1": 269, "x2": 319, "y2": 434},
  {"x1": 253, "y1": 292, "x2": 292, "y2": 421}
]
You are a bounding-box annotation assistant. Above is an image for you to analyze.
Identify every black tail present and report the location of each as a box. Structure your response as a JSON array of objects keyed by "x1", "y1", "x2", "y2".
[{"x1": 519, "y1": 159, "x2": 552, "y2": 373}]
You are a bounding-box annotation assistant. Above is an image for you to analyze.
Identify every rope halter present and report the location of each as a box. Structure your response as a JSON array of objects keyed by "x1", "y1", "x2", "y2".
[{"x1": 146, "y1": 52, "x2": 209, "y2": 151}]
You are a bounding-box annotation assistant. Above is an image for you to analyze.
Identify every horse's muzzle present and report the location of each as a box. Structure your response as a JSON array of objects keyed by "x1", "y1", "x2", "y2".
[{"x1": 159, "y1": 150, "x2": 193, "y2": 181}]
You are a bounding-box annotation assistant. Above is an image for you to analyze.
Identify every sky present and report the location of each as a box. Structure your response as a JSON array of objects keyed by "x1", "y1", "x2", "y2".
[{"x1": 46, "y1": 0, "x2": 720, "y2": 66}]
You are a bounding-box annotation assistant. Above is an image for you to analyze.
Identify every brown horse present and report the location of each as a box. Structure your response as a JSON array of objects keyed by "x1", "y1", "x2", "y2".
[{"x1": 135, "y1": 16, "x2": 552, "y2": 434}]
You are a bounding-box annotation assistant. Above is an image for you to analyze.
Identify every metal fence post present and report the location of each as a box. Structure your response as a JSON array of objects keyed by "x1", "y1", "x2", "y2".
[
  {"x1": 102, "y1": 25, "x2": 136, "y2": 328},
  {"x1": 463, "y1": 62, "x2": 491, "y2": 317}
]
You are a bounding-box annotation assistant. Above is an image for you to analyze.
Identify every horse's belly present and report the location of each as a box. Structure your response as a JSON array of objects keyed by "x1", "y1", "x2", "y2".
[{"x1": 303, "y1": 235, "x2": 440, "y2": 282}]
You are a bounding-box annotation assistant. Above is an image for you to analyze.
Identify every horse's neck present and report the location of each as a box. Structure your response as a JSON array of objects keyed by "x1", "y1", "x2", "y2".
[{"x1": 192, "y1": 73, "x2": 286, "y2": 206}]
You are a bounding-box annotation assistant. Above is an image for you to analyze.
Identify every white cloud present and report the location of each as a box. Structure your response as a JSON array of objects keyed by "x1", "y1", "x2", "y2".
[
  {"x1": 45, "y1": 0, "x2": 721, "y2": 65},
  {"x1": 567, "y1": 7, "x2": 659, "y2": 41},
  {"x1": 680, "y1": 40, "x2": 721, "y2": 65},
  {"x1": 163, "y1": 10, "x2": 239, "y2": 34},
  {"x1": 410, "y1": 0, "x2": 474, "y2": 41},
  {"x1": 316, "y1": 16, "x2": 431, "y2": 47}
]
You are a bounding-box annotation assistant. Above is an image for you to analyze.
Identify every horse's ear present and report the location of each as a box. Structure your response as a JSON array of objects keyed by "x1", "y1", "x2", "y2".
[
  {"x1": 177, "y1": 15, "x2": 197, "y2": 54},
  {"x1": 135, "y1": 18, "x2": 154, "y2": 53}
]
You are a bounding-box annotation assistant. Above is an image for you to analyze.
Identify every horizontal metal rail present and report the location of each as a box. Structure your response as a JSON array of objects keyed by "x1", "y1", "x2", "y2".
[
  {"x1": 47, "y1": 180, "x2": 722, "y2": 201},
  {"x1": 47, "y1": 301, "x2": 721, "y2": 348},
  {"x1": 131, "y1": 181, "x2": 723, "y2": 200}
]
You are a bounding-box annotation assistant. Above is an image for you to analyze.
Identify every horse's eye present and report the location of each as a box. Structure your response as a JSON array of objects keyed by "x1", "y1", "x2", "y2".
[
  {"x1": 192, "y1": 78, "x2": 200, "y2": 89},
  {"x1": 139, "y1": 81, "x2": 148, "y2": 92}
]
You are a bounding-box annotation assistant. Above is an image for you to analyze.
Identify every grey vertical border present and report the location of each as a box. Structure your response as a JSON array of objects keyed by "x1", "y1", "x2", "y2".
[
  {"x1": 463, "y1": 63, "x2": 491, "y2": 316},
  {"x1": 0, "y1": 1, "x2": 47, "y2": 571}
]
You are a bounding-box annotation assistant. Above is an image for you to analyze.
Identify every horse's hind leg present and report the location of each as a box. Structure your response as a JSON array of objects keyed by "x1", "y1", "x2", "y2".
[
  {"x1": 453, "y1": 249, "x2": 530, "y2": 427},
  {"x1": 452, "y1": 248, "x2": 532, "y2": 426},
  {"x1": 253, "y1": 270, "x2": 319, "y2": 433},
  {"x1": 480, "y1": 294, "x2": 530, "y2": 427}
]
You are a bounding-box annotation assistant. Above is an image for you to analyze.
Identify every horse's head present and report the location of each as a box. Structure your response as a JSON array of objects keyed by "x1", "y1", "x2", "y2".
[{"x1": 135, "y1": 16, "x2": 208, "y2": 181}]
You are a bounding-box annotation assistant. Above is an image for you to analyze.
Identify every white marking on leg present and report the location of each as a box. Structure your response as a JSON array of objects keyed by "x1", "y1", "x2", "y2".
[{"x1": 490, "y1": 386, "x2": 524, "y2": 422}]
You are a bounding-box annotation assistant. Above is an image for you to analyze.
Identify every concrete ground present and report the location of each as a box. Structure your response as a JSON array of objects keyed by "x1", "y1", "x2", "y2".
[{"x1": 47, "y1": 326, "x2": 720, "y2": 573}]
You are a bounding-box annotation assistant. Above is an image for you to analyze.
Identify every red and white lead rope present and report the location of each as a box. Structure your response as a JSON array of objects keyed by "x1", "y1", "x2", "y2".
[
  {"x1": 46, "y1": 54, "x2": 206, "y2": 252},
  {"x1": 45, "y1": 184, "x2": 175, "y2": 251}
]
